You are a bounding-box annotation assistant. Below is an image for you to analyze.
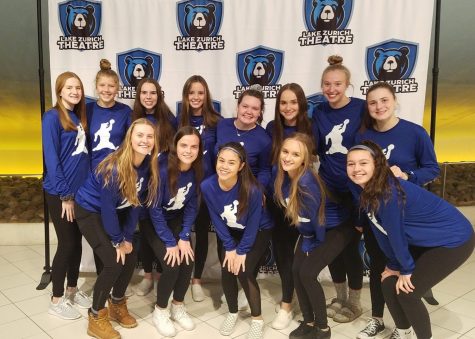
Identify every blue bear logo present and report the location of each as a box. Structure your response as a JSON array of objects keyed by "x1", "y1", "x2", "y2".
[
  {"x1": 184, "y1": 3, "x2": 216, "y2": 37},
  {"x1": 311, "y1": 0, "x2": 345, "y2": 30},
  {"x1": 124, "y1": 56, "x2": 154, "y2": 87},
  {"x1": 243, "y1": 54, "x2": 275, "y2": 86},
  {"x1": 373, "y1": 47, "x2": 409, "y2": 81},
  {"x1": 65, "y1": 4, "x2": 96, "y2": 37}
]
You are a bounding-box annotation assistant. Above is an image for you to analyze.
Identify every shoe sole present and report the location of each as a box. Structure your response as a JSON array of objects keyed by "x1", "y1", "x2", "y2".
[
  {"x1": 48, "y1": 309, "x2": 81, "y2": 320},
  {"x1": 87, "y1": 329, "x2": 120, "y2": 339},
  {"x1": 109, "y1": 317, "x2": 138, "y2": 328}
]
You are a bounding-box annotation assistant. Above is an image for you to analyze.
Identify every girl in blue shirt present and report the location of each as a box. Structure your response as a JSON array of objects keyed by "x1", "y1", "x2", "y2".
[
  {"x1": 265, "y1": 83, "x2": 314, "y2": 330},
  {"x1": 75, "y1": 118, "x2": 159, "y2": 339},
  {"x1": 347, "y1": 141, "x2": 474, "y2": 339},
  {"x1": 178, "y1": 75, "x2": 221, "y2": 302},
  {"x1": 201, "y1": 142, "x2": 273, "y2": 339},
  {"x1": 143, "y1": 126, "x2": 203, "y2": 337},
  {"x1": 43, "y1": 72, "x2": 90, "y2": 320}
]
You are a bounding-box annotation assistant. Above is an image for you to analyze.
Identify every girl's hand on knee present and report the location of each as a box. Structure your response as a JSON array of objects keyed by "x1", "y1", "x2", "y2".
[
  {"x1": 233, "y1": 254, "x2": 246, "y2": 275},
  {"x1": 178, "y1": 240, "x2": 194, "y2": 265},
  {"x1": 381, "y1": 266, "x2": 400, "y2": 282},
  {"x1": 223, "y1": 250, "x2": 236, "y2": 273},
  {"x1": 396, "y1": 274, "x2": 414, "y2": 294},
  {"x1": 122, "y1": 241, "x2": 133, "y2": 254},
  {"x1": 61, "y1": 200, "x2": 75, "y2": 222},
  {"x1": 164, "y1": 246, "x2": 181, "y2": 267}
]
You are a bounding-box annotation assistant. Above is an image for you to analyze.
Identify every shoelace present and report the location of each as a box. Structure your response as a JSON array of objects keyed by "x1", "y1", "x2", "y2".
[
  {"x1": 173, "y1": 305, "x2": 188, "y2": 319},
  {"x1": 362, "y1": 319, "x2": 381, "y2": 334}
]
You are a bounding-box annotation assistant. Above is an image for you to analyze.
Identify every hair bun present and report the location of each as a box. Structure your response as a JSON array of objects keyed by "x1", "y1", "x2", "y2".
[
  {"x1": 327, "y1": 55, "x2": 343, "y2": 66},
  {"x1": 99, "y1": 59, "x2": 112, "y2": 71}
]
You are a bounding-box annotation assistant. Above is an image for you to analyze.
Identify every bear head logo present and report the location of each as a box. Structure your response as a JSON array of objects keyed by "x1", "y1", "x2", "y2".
[
  {"x1": 373, "y1": 47, "x2": 409, "y2": 81},
  {"x1": 65, "y1": 4, "x2": 96, "y2": 37},
  {"x1": 243, "y1": 54, "x2": 276, "y2": 86},
  {"x1": 184, "y1": 3, "x2": 216, "y2": 37},
  {"x1": 311, "y1": 0, "x2": 345, "y2": 31},
  {"x1": 124, "y1": 56, "x2": 154, "y2": 87}
]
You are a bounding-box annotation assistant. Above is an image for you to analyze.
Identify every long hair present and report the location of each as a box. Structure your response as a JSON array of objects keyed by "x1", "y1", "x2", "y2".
[
  {"x1": 95, "y1": 59, "x2": 119, "y2": 87},
  {"x1": 53, "y1": 72, "x2": 87, "y2": 132},
  {"x1": 132, "y1": 78, "x2": 176, "y2": 152},
  {"x1": 274, "y1": 133, "x2": 326, "y2": 226},
  {"x1": 167, "y1": 126, "x2": 204, "y2": 198},
  {"x1": 179, "y1": 75, "x2": 221, "y2": 128},
  {"x1": 217, "y1": 142, "x2": 260, "y2": 219},
  {"x1": 96, "y1": 118, "x2": 160, "y2": 207},
  {"x1": 270, "y1": 83, "x2": 313, "y2": 164},
  {"x1": 360, "y1": 82, "x2": 397, "y2": 133},
  {"x1": 349, "y1": 140, "x2": 405, "y2": 215},
  {"x1": 320, "y1": 55, "x2": 351, "y2": 87},
  {"x1": 237, "y1": 88, "x2": 265, "y2": 125}
]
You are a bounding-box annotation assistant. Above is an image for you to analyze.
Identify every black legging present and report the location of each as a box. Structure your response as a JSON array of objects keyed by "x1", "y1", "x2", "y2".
[
  {"x1": 45, "y1": 193, "x2": 82, "y2": 298},
  {"x1": 293, "y1": 220, "x2": 356, "y2": 329},
  {"x1": 382, "y1": 234, "x2": 474, "y2": 339},
  {"x1": 219, "y1": 228, "x2": 272, "y2": 317},
  {"x1": 267, "y1": 198, "x2": 299, "y2": 304},
  {"x1": 138, "y1": 218, "x2": 162, "y2": 274},
  {"x1": 193, "y1": 202, "x2": 211, "y2": 279},
  {"x1": 75, "y1": 204, "x2": 137, "y2": 311},
  {"x1": 140, "y1": 216, "x2": 194, "y2": 308}
]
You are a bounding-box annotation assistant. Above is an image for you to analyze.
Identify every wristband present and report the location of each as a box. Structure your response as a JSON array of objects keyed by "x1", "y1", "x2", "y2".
[{"x1": 60, "y1": 194, "x2": 74, "y2": 201}]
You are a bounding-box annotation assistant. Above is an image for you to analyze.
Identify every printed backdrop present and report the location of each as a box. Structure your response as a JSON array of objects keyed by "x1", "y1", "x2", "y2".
[{"x1": 48, "y1": 0, "x2": 434, "y2": 125}]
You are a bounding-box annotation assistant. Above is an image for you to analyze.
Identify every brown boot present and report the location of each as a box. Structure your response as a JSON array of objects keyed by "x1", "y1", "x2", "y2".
[
  {"x1": 88, "y1": 308, "x2": 121, "y2": 339},
  {"x1": 108, "y1": 297, "x2": 138, "y2": 328}
]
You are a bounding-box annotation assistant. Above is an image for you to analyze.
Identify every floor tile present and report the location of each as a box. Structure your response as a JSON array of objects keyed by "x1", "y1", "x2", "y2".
[
  {"x1": 2, "y1": 248, "x2": 42, "y2": 263},
  {"x1": 0, "y1": 317, "x2": 46, "y2": 338},
  {"x1": 2, "y1": 282, "x2": 50, "y2": 302},
  {"x1": 430, "y1": 307, "x2": 475, "y2": 334},
  {"x1": 0, "y1": 303, "x2": 27, "y2": 325}
]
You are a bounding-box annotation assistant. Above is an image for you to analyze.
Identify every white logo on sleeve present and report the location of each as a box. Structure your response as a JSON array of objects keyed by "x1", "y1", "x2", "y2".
[
  {"x1": 92, "y1": 119, "x2": 118, "y2": 151},
  {"x1": 325, "y1": 119, "x2": 350, "y2": 154},
  {"x1": 285, "y1": 198, "x2": 310, "y2": 223},
  {"x1": 367, "y1": 213, "x2": 388, "y2": 236},
  {"x1": 72, "y1": 123, "x2": 88, "y2": 156},
  {"x1": 220, "y1": 200, "x2": 245, "y2": 229},
  {"x1": 164, "y1": 182, "x2": 192, "y2": 211},
  {"x1": 383, "y1": 144, "x2": 395, "y2": 160},
  {"x1": 117, "y1": 177, "x2": 144, "y2": 209}
]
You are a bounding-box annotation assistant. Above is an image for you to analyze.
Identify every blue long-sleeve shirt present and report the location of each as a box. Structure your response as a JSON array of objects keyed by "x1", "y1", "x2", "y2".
[
  {"x1": 312, "y1": 98, "x2": 365, "y2": 191},
  {"x1": 355, "y1": 119, "x2": 439, "y2": 186},
  {"x1": 75, "y1": 158, "x2": 150, "y2": 244},
  {"x1": 216, "y1": 118, "x2": 272, "y2": 189},
  {"x1": 350, "y1": 179, "x2": 473, "y2": 274},
  {"x1": 148, "y1": 154, "x2": 199, "y2": 247},
  {"x1": 42, "y1": 108, "x2": 89, "y2": 198},
  {"x1": 87, "y1": 101, "x2": 132, "y2": 169},
  {"x1": 201, "y1": 175, "x2": 273, "y2": 255}
]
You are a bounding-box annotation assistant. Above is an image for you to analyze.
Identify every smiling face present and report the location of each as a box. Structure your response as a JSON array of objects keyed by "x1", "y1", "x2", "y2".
[
  {"x1": 188, "y1": 81, "x2": 206, "y2": 115},
  {"x1": 216, "y1": 149, "x2": 244, "y2": 184},
  {"x1": 131, "y1": 123, "x2": 155, "y2": 158},
  {"x1": 346, "y1": 149, "x2": 375, "y2": 188},
  {"x1": 366, "y1": 87, "x2": 397, "y2": 124},
  {"x1": 60, "y1": 77, "x2": 82, "y2": 110},
  {"x1": 279, "y1": 89, "x2": 299, "y2": 126},
  {"x1": 321, "y1": 69, "x2": 349, "y2": 108},
  {"x1": 96, "y1": 75, "x2": 118, "y2": 108},
  {"x1": 236, "y1": 94, "x2": 262, "y2": 129},
  {"x1": 176, "y1": 133, "x2": 200, "y2": 171},
  {"x1": 139, "y1": 82, "x2": 159, "y2": 113},
  {"x1": 280, "y1": 139, "x2": 306, "y2": 178}
]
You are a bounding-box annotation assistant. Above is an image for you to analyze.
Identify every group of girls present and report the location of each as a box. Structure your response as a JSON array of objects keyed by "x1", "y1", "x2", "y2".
[{"x1": 42, "y1": 55, "x2": 474, "y2": 339}]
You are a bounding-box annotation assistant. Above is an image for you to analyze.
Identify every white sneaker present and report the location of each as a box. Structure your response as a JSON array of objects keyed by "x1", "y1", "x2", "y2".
[
  {"x1": 220, "y1": 312, "x2": 238, "y2": 336},
  {"x1": 135, "y1": 278, "x2": 153, "y2": 296},
  {"x1": 48, "y1": 297, "x2": 81, "y2": 320},
  {"x1": 171, "y1": 303, "x2": 195, "y2": 330},
  {"x1": 238, "y1": 289, "x2": 248, "y2": 311},
  {"x1": 152, "y1": 306, "x2": 176, "y2": 337},
  {"x1": 389, "y1": 327, "x2": 413, "y2": 339},
  {"x1": 271, "y1": 308, "x2": 293, "y2": 330},
  {"x1": 65, "y1": 289, "x2": 92, "y2": 309},
  {"x1": 191, "y1": 283, "x2": 205, "y2": 302},
  {"x1": 248, "y1": 319, "x2": 264, "y2": 339}
]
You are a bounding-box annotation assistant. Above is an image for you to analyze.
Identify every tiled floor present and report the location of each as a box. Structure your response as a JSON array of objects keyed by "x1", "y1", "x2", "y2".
[{"x1": 0, "y1": 244, "x2": 475, "y2": 339}]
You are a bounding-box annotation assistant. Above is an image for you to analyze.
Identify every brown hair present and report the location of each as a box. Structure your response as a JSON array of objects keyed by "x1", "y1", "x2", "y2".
[
  {"x1": 53, "y1": 71, "x2": 87, "y2": 132},
  {"x1": 96, "y1": 118, "x2": 160, "y2": 207},
  {"x1": 237, "y1": 89, "x2": 265, "y2": 125},
  {"x1": 179, "y1": 75, "x2": 221, "y2": 128},
  {"x1": 274, "y1": 133, "x2": 326, "y2": 226},
  {"x1": 95, "y1": 59, "x2": 119, "y2": 86},
  {"x1": 320, "y1": 55, "x2": 351, "y2": 87},
  {"x1": 360, "y1": 82, "x2": 397, "y2": 132},
  {"x1": 270, "y1": 83, "x2": 313, "y2": 164}
]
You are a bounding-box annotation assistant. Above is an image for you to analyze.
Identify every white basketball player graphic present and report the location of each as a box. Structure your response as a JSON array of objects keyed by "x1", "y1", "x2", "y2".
[
  {"x1": 92, "y1": 119, "x2": 118, "y2": 151},
  {"x1": 220, "y1": 200, "x2": 245, "y2": 229},
  {"x1": 285, "y1": 198, "x2": 310, "y2": 223},
  {"x1": 196, "y1": 125, "x2": 205, "y2": 135},
  {"x1": 325, "y1": 119, "x2": 350, "y2": 154},
  {"x1": 383, "y1": 144, "x2": 395, "y2": 160},
  {"x1": 164, "y1": 182, "x2": 193, "y2": 211},
  {"x1": 118, "y1": 177, "x2": 144, "y2": 209},
  {"x1": 72, "y1": 124, "x2": 88, "y2": 156}
]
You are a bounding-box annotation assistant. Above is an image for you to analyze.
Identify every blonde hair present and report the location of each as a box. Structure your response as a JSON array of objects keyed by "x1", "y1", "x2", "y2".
[
  {"x1": 53, "y1": 72, "x2": 87, "y2": 131},
  {"x1": 96, "y1": 118, "x2": 159, "y2": 207},
  {"x1": 320, "y1": 55, "x2": 351, "y2": 87},
  {"x1": 95, "y1": 59, "x2": 119, "y2": 86}
]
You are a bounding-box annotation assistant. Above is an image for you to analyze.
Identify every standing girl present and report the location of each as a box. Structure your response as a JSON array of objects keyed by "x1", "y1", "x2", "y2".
[
  {"x1": 201, "y1": 143, "x2": 273, "y2": 339},
  {"x1": 142, "y1": 126, "x2": 202, "y2": 337},
  {"x1": 274, "y1": 133, "x2": 358, "y2": 339},
  {"x1": 265, "y1": 83, "x2": 314, "y2": 329},
  {"x1": 132, "y1": 78, "x2": 177, "y2": 296},
  {"x1": 43, "y1": 72, "x2": 91, "y2": 319},
  {"x1": 75, "y1": 118, "x2": 159, "y2": 339},
  {"x1": 355, "y1": 82, "x2": 440, "y2": 338},
  {"x1": 346, "y1": 141, "x2": 474, "y2": 339},
  {"x1": 312, "y1": 55, "x2": 365, "y2": 323},
  {"x1": 178, "y1": 75, "x2": 221, "y2": 302}
]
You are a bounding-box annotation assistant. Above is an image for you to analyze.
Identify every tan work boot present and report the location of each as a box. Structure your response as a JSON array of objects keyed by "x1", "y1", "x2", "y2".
[
  {"x1": 108, "y1": 297, "x2": 138, "y2": 328},
  {"x1": 88, "y1": 308, "x2": 121, "y2": 339}
]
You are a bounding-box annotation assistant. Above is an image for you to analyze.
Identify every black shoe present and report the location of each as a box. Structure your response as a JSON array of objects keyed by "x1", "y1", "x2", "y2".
[
  {"x1": 314, "y1": 327, "x2": 331, "y2": 339},
  {"x1": 289, "y1": 321, "x2": 314, "y2": 339}
]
